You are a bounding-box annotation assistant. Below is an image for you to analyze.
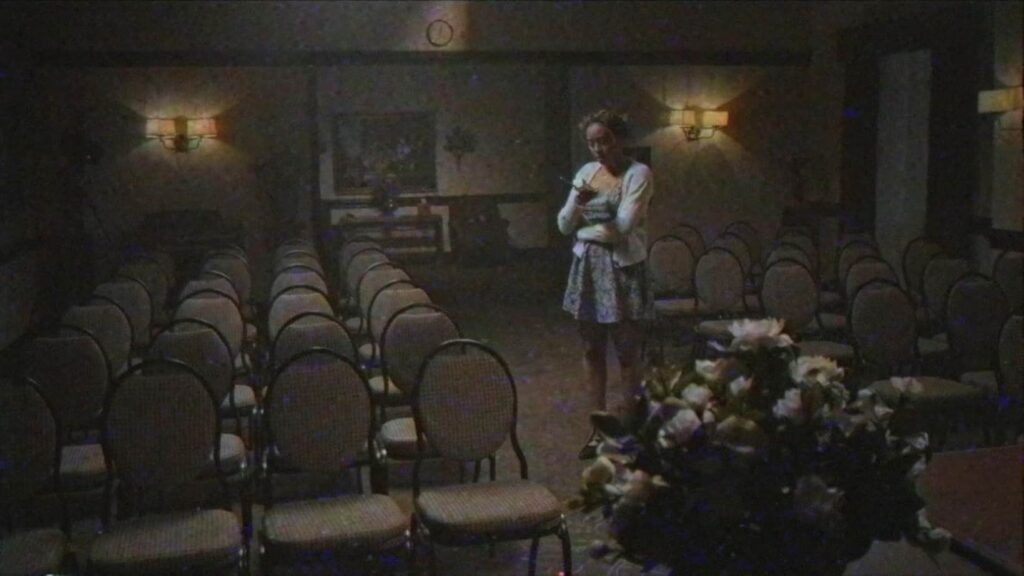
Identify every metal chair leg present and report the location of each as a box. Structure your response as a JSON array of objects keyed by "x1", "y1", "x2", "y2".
[
  {"x1": 558, "y1": 519, "x2": 573, "y2": 576},
  {"x1": 528, "y1": 537, "x2": 540, "y2": 576}
]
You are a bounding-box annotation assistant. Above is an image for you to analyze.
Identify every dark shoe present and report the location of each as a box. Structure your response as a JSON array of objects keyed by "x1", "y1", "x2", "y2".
[
  {"x1": 590, "y1": 410, "x2": 629, "y2": 438},
  {"x1": 577, "y1": 430, "x2": 600, "y2": 460}
]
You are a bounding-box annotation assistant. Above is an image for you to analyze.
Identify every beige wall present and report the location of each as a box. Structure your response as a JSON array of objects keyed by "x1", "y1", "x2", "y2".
[{"x1": 21, "y1": 67, "x2": 312, "y2": 283}]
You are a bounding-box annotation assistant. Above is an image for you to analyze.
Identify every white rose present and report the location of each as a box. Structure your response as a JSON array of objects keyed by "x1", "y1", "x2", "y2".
[
  {"x1": 789, "y1": 356, "x2": 844, "y2": 387},
  {"x1": 715, "y1": 415, "x2": 767, "y2": 455},
  {"x1": 773, "y1": 388, "x2": 805, "y2": 424},
  {"x1": 621, "y1": 469, "x2": 656, "y2": 505},
  {"x1": 695, "y1": 359, "x2": 727, "y2": 383},
  {"x1": 728, "y1": 318, "x2": 795, "y2": 352},
  {"x1": 728, "y1": 376, "x2": 753, "y2": 397},
  {"x1": 681, "y1": 383, "x2": 714, "y2": 412},
  {"x1": 581, "y1": 456, "x2": 616, "y2": 486},
  {"x1": 658, "y1": 408, "x2": 702, "y2": 448}
]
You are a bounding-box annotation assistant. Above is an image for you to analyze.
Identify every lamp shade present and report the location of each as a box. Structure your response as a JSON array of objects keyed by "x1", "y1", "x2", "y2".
[
  {"x1": 701, "y1": 110, "x2": 729, "y2": 128},
  {"x1": 978, "y1": 87, "x2": 1023, "y2": 113},
  {"x1": 187, "y1": 118, "x2": 217, "y2": 137},
  {"x1": 145, "y1": 118, "x2": 176, "y2": 138},
  {"x1": 670, "y1": 109, "x2": 698, "y2": 127}
]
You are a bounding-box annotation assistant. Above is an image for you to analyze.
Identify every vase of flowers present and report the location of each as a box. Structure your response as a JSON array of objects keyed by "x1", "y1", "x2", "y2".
[{"x1": 576, "y1": 319, "x2": 950, "y2": 576}]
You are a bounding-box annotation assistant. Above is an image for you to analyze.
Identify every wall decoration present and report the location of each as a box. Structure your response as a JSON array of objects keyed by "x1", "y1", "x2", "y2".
[
  {"x1": 333, "y1": 111, "x2": 437, "y2": 194},
  {"x1": 443, "y1": 125, "x2": 477, "y2": 170}
]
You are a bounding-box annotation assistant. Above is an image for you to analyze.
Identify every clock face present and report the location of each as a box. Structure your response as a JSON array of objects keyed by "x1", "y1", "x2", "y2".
[{"x1": 426, "y1": 19, "x2": 454, "y2": 47}]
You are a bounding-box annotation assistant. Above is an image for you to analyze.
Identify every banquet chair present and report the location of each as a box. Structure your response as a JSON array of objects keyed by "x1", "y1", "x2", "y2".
[
  {"x1": 343, "y1": 248, "x2": 390, "y2": 313},
  {"x1": 63, "y1": 299, "x2": 133, "y2": 377},
  {"x1": 409, "y1": 339, "x2": 571, "y2": 576},
  {"x1": 0, "y1": 378, "x2": 70, "y2": 576},
  {"x1": 724, "y1": 220, "x2": 762, "y2": 270},
  {"x1": 85, "y1": 358, "x2": 245, "y2": 575},
  {"x1": 844, "y1": 256, "x2": 898, "y2": 303},
  {"x1": 850, "y1": 280, "x2": 986, "y2": 447},
  {"x1": 119, "y1": 257, "x2": 171, "y2": 328},
  {"x1": 687, "y1": 247, "x2": 751, "y2": 354},
  {"x1": 759, "y1": 258, "x2": 854, "y2": 364},
  {"x1": 351, "y1": 263, "x2": 411, "y2": 333},
  {"x1": 647, "y1": 234, "x2": 696, "y2": 316},
  {"x1": 259, "y1": 349, "x2": 407, "y2": 573},
  {"x1": 917, "y1": 256, "x2": 971, "y2": 365},
  {"x1": 377, "y1": 304, "x2": 462, "y2": 473},
  {"x1": 270, "y1": 311, "x2": 358, "y2": 370},
  {"x1": 274, "y1": 252, "x2": 324, "y2": 278},
  {"x1": 992, "y1": 249, "x2": 1022, "y2": 314},
  {"x1": 900, "y1": 236, "x2": 945, "y2": 304},
  {"x1": 94, "y1": 276, "x2": 154, "y2": 350},
  {"x1": 179, "y1": 273, "x2": 240, "y2": 308},
  {"x1": 203, "y1": 250, "x2": 253, "y2": 318},
  {"x1": 670, "y1": 223, "x2": 705, "y2": 259},
  {"x1": 269, "y1": 265, "x2": 329, "y2": 303},
  {"x1": 960, "y1": 315, "x2": 1022, "y2": 441},
  {"x1": 835, "y1": 240, "x2": 878, "y2": 300},
  {"x1": 266, "y1": 285, "x2": 335, "y2": 345},
  {"x1": 944, "y1": 274, "x2": 1010, "y2": 377},
  {"x1": 361, "y1": 282, "x2": 431, "y2": 368},
  {"x1": 174, "y1": 288, "x2": 250, "y2": 376},
  {"x1": 24, "y1": 327, "x2": 111, "y2": 495}
]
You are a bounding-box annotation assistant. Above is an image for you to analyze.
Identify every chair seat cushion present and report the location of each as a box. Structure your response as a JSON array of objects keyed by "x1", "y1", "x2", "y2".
[
  {"x1": 868, "y1": 376, "x2": 985, "y2": 411},
  {"x1": 358, "y1": 342, "x2": 377, "y2": 364},
  {"x1": 214, "y1": 433, "x2": 247, "y2": 476},
  {"x1": 0, "y1": 528, "x2": 66, "y2": 576},
  {"x1": 220, "y1": 384, "x2": 256, "y2": 415},
  {"x1": 415, "y1": 480, "x2": 562, "y2": 536},
  {"x1": 88, "y1": 509, "x2": 241, "y2": 575},
  {"x1": 653, "y1": 298, "x2": 696, "y2": 318},
  {"x1": 917, "y1": 336, "x2": 949, "y2": 357},
  {"x1": 368, "y1": 375, "x2": 407, "y2": 405},
  {"x1": 262, "y1": 494, "x2": 407, "y2": 553},
  {"x1": 379, "y1": 418, "x2": 434, "y2": 460},
  {"x1": 796, "y1": 340, "x2": 855, "y2": 363},
  {"x1": 343, "y1": 317, "x2": 362, "y2": 335},
  {"x1": 959, "y1": 371, "x2": 998, "y2": 396},
  {"x1": 60, "y1": 443, "x2": 106, "y2": 490}
]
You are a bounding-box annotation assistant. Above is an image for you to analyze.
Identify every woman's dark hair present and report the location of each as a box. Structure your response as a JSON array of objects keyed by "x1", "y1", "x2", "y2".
[{"x1": 579, "y1": 109, "x2": 630, "y2": 139}]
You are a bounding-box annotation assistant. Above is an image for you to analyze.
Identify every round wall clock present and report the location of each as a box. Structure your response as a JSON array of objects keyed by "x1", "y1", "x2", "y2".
[{"x1": 426, "y1": 19, "x2": 454, "y2": 47}]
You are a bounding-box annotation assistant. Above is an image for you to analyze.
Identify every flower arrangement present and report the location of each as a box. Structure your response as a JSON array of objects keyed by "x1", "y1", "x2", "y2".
[{"x1": 577, "y1": 318, "x2": 949, "y2": 575}]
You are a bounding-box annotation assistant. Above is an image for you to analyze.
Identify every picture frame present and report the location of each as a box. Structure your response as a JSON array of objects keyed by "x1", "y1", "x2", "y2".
[{"x1": 333, "y1": 111, "x2": 437, "y2": 194}]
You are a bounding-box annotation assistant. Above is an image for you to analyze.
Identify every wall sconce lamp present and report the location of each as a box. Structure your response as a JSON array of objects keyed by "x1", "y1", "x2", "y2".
[
  {"x1": 145, "y1": 117, "x2": 217, "y2": 152},
  {"x1": 670, "y1": 108, "x2": 729, "y2": 141},
  {"x1": 978, "y1": 86, "x2": 1023, "y2": 113}
]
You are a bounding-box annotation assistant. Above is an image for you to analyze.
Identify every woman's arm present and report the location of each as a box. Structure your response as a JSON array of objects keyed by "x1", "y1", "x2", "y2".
[
  {"x1": 575, "y1": 165, "x2": 653, "y2": 244},
  {"x1": 557, "y1": 189, "x2": 584, "y2": 236}
]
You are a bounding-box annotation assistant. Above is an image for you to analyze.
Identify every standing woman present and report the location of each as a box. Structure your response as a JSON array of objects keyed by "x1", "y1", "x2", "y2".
[{"x1": 558, "y1": 109, "x2": 654, "y2": 459}]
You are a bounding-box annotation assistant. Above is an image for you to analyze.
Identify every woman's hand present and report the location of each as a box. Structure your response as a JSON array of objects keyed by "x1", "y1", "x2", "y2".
[{"x1": 575, "y1": 182, "x2": 598, "y2": 205}]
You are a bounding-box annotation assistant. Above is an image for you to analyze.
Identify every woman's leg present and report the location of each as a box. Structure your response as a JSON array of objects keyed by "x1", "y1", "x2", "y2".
[
  {"x1": 578, "y1": 320, "x2": 609, "y2": 412},
  {"x1": 610, "y1": 320, "x2": 643, "y2": 421}
]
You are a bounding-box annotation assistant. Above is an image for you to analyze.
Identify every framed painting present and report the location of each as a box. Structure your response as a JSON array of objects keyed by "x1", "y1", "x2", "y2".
[{"x1": 333, "y1": 111, "x2": 437, "y2": 194}]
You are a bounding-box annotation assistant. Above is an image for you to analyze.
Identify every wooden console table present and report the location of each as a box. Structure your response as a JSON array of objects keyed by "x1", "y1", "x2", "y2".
[{"x1": 334, "y1": 214, "x2": 444, "y2": 259}]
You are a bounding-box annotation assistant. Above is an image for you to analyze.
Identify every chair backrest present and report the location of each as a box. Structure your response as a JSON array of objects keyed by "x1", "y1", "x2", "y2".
[
  {"x1": 671, "y1": 224, "x2": 705, "y2": 258},
  {"x1": 180, "y1": 275, "x2": 239, "y2": 306},
  {"x1": 760, "y1": 259, "x2": 819, "y2": 333},
  {"x1": 775, "y1": 233, "x2": 817, "y2": 270},
  {"x1": 712, "y1": 232, "x2": 752, "y2": 278},
  {"x1": 764, "y1": 241, "x2": 815, "y2": 274},
  {"x1": 267, "y1": 288, "x2": 334, "y2": 341},
  {"x1": 368, "y1": 284, "x2": 430, "y2": 343},
  {"x1": 102, "y1": 359, "x2": 221, "y2": 496},
  {"x1": 647, "y1": 235, "x2": 694, "y2": 297},
  {"x1": 275, "y1": 253, "x2": 323, "y2": 277},
  {"x1": 270, "y1": 267, "x2": 329, "y2": 302},
  {"x1": 381, "y1": 304, "x2": 462, "y2": 394},
  {"x1": 339, "y1": 241, "x2": 381, "y2": 274},
  {"x1": 265, "y1": 349, "x2": 372, "y2": 474},
  {"x1": 119, "y1": 259, "x2": 169, "y2": 320},
  {"x1": 63, "y1": 301, "x2": 133, "y2": 376},
  {"x1": 148, "y1": 319, "x2": 234, "y2": 404},
  {"x1": 273, "y1": 244, "x2": 317, "y2": 263},
  {"x1": 836, "y1": 240, "x2": 879, "y2": 291},
  {"x1": 412, "y1": 340, "x2": 525, "y2": 492},
  {"x1": 694, "y1": 247, "x2": 745, "y2": 313},
  {"x1": 849, "y1": 279, "x2": 917, "y2": 370},
  {"x1": 993, "y1": 250, "x2": 1022, "y2": 315},
  {"x1": 203, "y1": 253, "x2": 251, "y2": 304},
  {"x1": 0, "y1": 379, "x2": 59, "y2": 509},
  {"x1": 271, "y1": 312, "x2": 357, "y2": 368},
  {"x1": 95, "y1": 277, "x2": 153, "y2": 348},
  {"x1": 24, "y1": 327, "x2": 110, "y2": 433},
  {"x1": 357, "y1": 265, "x2": 411, "y2": 318},
  {"x1": 946, "y1": 274, "x2": 1010, "y2": 373},
  {"x1": 901, "y1": 237, "x2": 944, "y2": 297},
  {"x1": 844, "y1": 256, "x2": 898, "y2": 301},
  {"x1": 345, "y1": 249, "x2": 389, "y2": 297},
  {"x1": 998, "y1": 315, "x2": 1022, "y2": 401},
  {"x1": 921, "y1": 256, "x2": 971, "y2": 325},
  {"x1": 173, "y1": 288, "x2": 244, "y2": 356},
  {"x1": 724, "y1": 221, "x2": 761, "y2": 264}
]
